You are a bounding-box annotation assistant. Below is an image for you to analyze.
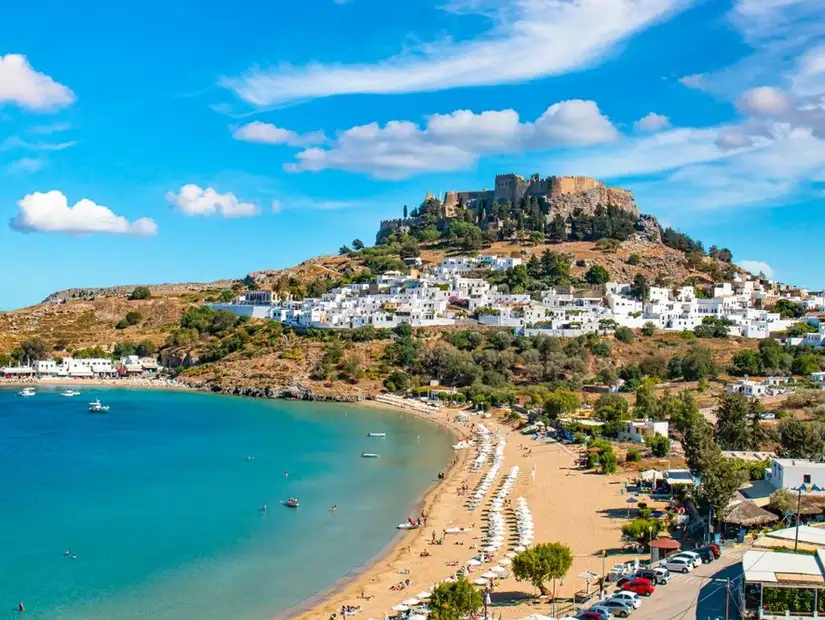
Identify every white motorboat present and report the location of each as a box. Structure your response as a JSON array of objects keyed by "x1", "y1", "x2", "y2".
[
  {"x1": 18, "y1": 387, "x2": 36, "y2": 397},
  {"x1": 361, "y1": 452, "x2": 380, "y2": 458},
  {"x1": 88, "y1": 400, "x2": 110, "y2": 413},
  {"x1": 61, "y1": 389, "x2": 81, "y2": 397},
  {"x1": 367, "y1": 432, "x2": 386, "y2": 438},
  {"x1": 396, "y1": 522, "x2": 419, "y2": 530}
]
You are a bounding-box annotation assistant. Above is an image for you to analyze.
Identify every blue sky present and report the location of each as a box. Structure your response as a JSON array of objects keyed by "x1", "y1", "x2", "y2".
[{"x1": 2, "y1": 0, "x2": 824, "y2": 309}]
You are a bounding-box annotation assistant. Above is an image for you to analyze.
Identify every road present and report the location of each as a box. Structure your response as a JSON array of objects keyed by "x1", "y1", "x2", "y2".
[{"x1": 631, "y1": 549, "x2": 745, "y2": 620}]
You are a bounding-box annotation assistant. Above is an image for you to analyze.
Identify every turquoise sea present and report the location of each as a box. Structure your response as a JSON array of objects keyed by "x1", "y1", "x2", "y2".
[{"x1": 0, "y1": 387, "x2": 454, "y2": 619}]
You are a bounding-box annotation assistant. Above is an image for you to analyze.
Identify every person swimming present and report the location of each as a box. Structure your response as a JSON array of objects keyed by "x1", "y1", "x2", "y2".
[
  {"x1": 18, "y1": 601, "x2": 25, "y2": 612},
  {"x1": 284, "y1": 471, "x2": 288, "y2": 478},
  {"x1": 261, "y1": 503, "x2": 268, "y2": 512},
  {"x1": 331, "y1": 504, "x2": 337, "y2": 512}
]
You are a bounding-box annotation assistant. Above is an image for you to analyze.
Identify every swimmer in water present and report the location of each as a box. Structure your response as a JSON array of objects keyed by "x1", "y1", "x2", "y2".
[
  {"x1": 71, "y1": 554, "x2": 77, "y2": 560},
  {"x1": 284, "y1": 471, "x2": 288, "y2": 478},
  {"x1": 18, "y1": 601, "x2": 25, "y2": 612},
  {"x1": 331, "y1": 504, "x2": 337, "y2": 512},
  {"x1": 262, "y1": 503, "x2": 268, "y2": 512}
]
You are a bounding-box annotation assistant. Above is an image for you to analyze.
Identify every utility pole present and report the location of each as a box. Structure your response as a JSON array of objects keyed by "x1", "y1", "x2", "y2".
[{"x1": 795, "y1": 484, "x2": 803, "y2": 553}]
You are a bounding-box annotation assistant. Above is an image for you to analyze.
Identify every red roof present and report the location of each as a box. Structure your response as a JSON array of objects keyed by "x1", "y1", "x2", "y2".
[{"x1": 649, "y1": 538, "x2": 681, "y2": 550}]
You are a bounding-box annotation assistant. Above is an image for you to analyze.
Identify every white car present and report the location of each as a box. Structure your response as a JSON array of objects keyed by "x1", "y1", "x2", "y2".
[
  {"x1": 672, "y1": 551, "x2": 703, "y2": 568},
  {"x1": 592, "y1": 600, "x2": 633, "y2": 618},
  {"x1": 609, "y1": 591, "x2": 642, "y2": 609},
  {"x1": 664, "y1": 555, "x2": 694, "y2": 573}
]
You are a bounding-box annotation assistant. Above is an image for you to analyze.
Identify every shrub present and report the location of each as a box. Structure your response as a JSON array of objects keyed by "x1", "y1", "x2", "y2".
[
  {"x1": 627, "y1": 253, "x2": 642, "y2": 266},
  {"x1": 614, "y1": 327, "x2": 634, "y2": 343},
  {"x1": 129, "y1": 286, "x2": 151, "y2": 300},
  {"x1": 115, "y1": 319, "x2": 129, "y2": 330},
  {"x1": 626, "y1": 448, "x2": 641, "y2": 462},
  {"x1": 641, "y1": 322, "x2": 656, "y2": 337},
  {"x1": 646, "y1": 434, "x2": 671, "y2": 458},
  {"x1": 125, "y1": 311, "x2": 142, "y2": 326}
]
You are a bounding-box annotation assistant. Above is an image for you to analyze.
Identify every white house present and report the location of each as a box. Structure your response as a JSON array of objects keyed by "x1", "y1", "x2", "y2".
[
  {"x1": 32, "y1": 359, "x2": 60, "y2": 376},
  {"x1": 769, "y1": 459, "x2": 825, "y2": 493},
  {"x1": 726, "y1": 379, "x2": 769, "y2": 398},
  {"x1": 619, "y1": 420, "x2": 669, "y2": 444}
]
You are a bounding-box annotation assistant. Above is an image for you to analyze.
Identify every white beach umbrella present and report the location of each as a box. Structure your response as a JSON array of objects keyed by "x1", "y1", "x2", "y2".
[
  {"x1": 500, "y1": 557, "x2": 512, "y2": 565},
  {"x1": 505, "y1": 551, "x2": 517, "y2": 558},
  {"x1": 483, "y1": 545, "x2": 497, "y2": 552},
  {"x1": 473, "y1": 577, "x2": 489, "y2": 586},
  {"x1": 467, "y1": 558, "x2": 482, "y2": 566},
  {"x1": 416, "y1": 591, "x2": 431, "y2": 599},
  {"x1": 392, "y1": 604, "x2": 409, "y2": 612},
  {"x1": 515, "y1": 545, "x2": 526, "y2": 552},
  {"x1": 491, "y1": 566, "x2": 507, "y2": 574},
  {"x1": 482, "y1": 571, "x2": 498, "y2": 579},
  {"x1": 402, "y1": 598, "x2": 420, "y2": 606}
]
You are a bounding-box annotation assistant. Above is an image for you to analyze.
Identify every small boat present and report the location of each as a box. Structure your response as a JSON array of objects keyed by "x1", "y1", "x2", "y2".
[
  {"x1": 88, "y1": 400, "x2": 110, "y2": 413},
  {"x1": 396, "y1": 522, "x2": 419, "y2": 530},
  {"x1": 61, "y1": 389, "x2": 81, "y2": 397},
  {"x1": 367, "y1": 432, "x2": 386, "y2": 438},
  {"x1": 361, "y1": 453, "x2": 380, "y2": 458},
  {"x1": 18, "y1": 387, "x2": 36, "y2": 397},
  {"x1": 285, "y1": 498, "x2": 299, "y2": 508}
]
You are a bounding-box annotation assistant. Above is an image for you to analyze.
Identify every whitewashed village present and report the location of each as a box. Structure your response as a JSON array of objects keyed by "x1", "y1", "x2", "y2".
[{"x1": 210, "y1": 253, "x2": 822, "y2": 340}]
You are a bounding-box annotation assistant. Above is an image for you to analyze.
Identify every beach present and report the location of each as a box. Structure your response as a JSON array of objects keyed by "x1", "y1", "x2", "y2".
[{"x1": 296, "y1": 410, "x2": 642, "y2": 620}]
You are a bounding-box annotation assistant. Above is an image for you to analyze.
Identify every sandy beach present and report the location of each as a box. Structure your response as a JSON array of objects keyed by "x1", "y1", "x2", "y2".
[
  {"x1": 295, "y1": 410, "x2": 644, "y2": 620},
  {"x1": 0, "y1": 376, "x2": 192, "y2": 391}
]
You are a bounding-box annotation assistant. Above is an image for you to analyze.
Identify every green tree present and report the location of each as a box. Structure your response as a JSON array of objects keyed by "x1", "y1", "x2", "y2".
[
  {"x1": 634, "y1": 379, "x2": 658, "y2": 419},
  {"x1": 352, "y1": 239, "x2": 364, "y2": 251},
  {"x1": 641, "y1": 322, "x2": 657, "y2": 337},
  {"x1": 125, "y1": 311, "x2": 142, "y2": 326},
  {"x1": 682, "y1": 346, "x2": 716, "y2": 381},
  {"x1": 703, "y1": 459, "x2": 746, "y2": 518},
  {"x1": 403, "y1": 204, "x2": 408, "y2": 219},
  {"x1": 730, "y1": 349, "x2": 764, "y2": 376},
  {"x1": 129, "y1": 286, "x2": 151, "y2": 300},
  {"x1": 19, "y1": 338, "x2": 48, "y2": 361},
  {"x1": 779, "y1": 417, "x2": 825, "y2": 460},
  {"x1": 338, "y1": 245, "x2": 351, "y2": 255},
  {"x1": 793, "y1": 351, "x2": 821, "y2": 375},
  {"x1": 627, "y1": 253, "x2": 642, "y2": 266},
  {"x1": 115, "y1": 319, "x2": 130, "y2": 330},
  {"x1": 585, "y1": 264, "x2": 610, "y2": 285},
  {"x1": 715, "y1": 391, "x2": 751, "y2": 450},
  {"x1": 429, "y1": 577, "x2": 482, "y2": 620},
  {"x1": 630, "y1": 273, "x2": 650, "y2": 301},
  {"x1": 683, "y1": 414, "x2": 722, "y2": 477},
  {"x1": 135, "y1": 340, "x2": 157, "y2": 357},
  {"x1": 543, "y1": 388, "x2": 581, "y2": 419},
  {"x1": 622, "y1": 518, "x2": 662, "y2": 544},
  {"x1": 512, "y1": 542, "x2": 573, "y2": 597},
  {"x1": 768, "y1": 488, "x2": 796, "y2": 516},
  {"x1": 600, "y1": 449, "x2": 618, "y2": 474},
  {"x1": 646, "y1": 434, "x2": 671, "y2": 457}
]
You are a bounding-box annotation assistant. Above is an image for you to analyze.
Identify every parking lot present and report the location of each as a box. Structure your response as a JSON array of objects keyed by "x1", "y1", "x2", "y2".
[{"x1": 631, "y1": 549, "x2": 744, "y2": 620}]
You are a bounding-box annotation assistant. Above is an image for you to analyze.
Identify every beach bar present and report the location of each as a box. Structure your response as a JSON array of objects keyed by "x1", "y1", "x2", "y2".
[{"x1": 741, "y1": 550, "x2": 825, "y2": 619}]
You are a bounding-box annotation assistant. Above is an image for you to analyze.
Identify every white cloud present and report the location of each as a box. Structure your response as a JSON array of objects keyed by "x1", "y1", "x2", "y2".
[
  {"x1": 9, "y1": 190, "x2": 157, "y2": 236},
  {"x1": 791, "y1": 44, "x2": 825, "y2": 96},
  {"x1": 679, "y1": 73, "x2": 705, "y2": 89},
  {"x1": 285, "y1": 99, "x2": 617, "y2": 179},
  {"x1": 634, "y1": 112, "x2": 671, "y2": 133},
  {"x1": 166, "y1": 184, "x2": 259, "y2": 218},
  {"x1": 1, "y1": 136, "x2": 77, "y2": 152},
  {"x1": 28, "y1": 122, "x2": 71, "y2": 135},
  {"x1": 221, "y1": 0, "x2": 691, "y2": 105},
  {"x1": 232, "y1": 121, "x2": 325, "y2": 146},
  {"x1": 736, "y1": 86, "x2": 793, "y2": 117},
  {"x1": 738, "y1": 260, "x2": 775, "y2": 278},
  {"x1": 0, "y1": 54, "x2": 75, "y2": 111},
  {"x1": 6, "y1": 157, "x2": 45, "y2": 174}
]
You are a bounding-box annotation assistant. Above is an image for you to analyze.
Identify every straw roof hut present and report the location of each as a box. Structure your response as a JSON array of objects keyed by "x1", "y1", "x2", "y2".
[
  {"x1": 723, "y1": 500, "x2": 779, "y2": 527},
  {"x1": 797, "y1": 495, "x2": 825, "y2": 516}
]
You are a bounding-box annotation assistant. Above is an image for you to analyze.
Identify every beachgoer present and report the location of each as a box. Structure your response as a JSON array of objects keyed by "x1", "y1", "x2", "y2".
[
  {"x1": 284, "y1": 471, "x2": 288, "y2": 478},
  {"x1": 18, "y1": 601, "x2": 25, "y2": 613},
  {"x1": 261, "y1": 503, "x2": 267, "y2": 512},
  {"x1": 331, "y1": 504, "x2": 337, "y2": 512},
  {"x1": 71, "y1": 554, "x2": 77, "y2": 560}
]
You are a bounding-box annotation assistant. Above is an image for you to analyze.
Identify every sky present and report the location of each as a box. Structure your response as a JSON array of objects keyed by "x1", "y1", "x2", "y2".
[{"x1": 2, "y1": 0, "x2": 824, "y2": 310}]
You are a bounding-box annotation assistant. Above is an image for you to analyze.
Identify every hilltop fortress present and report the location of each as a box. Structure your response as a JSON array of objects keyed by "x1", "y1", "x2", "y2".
[{"x1": 440, "y1": 173, "x2": 637, "y2": 218}]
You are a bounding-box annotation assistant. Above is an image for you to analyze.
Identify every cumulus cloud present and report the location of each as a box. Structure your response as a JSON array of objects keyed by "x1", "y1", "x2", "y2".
[
  {"x1": 736, "y1": 86, "x2": 793, "y2": 117},
  {"x1": 232, "y1": 121, "x2": 325, "y2": 146},
  {"x1": 166, "y1": 184, "x2": 259, "y2": 218},
  {"x1": 221, "y1": 0, "x2": 690, "y2": 105},
  {"x1": 634, "y1": 112, "x2": 671, "y2": 133},
  {"x1": 284, "y1": 100, "x2": 618, "y2": 179},
  {"x1": 738, "y1": 260, "x2": 775, "y2": 278},
  {"x1": 9, "y1": 190, "x2": 157, "y2": 236},
  {"x1": 0, "y1": 54, "x2": 75, "y2": 111}
]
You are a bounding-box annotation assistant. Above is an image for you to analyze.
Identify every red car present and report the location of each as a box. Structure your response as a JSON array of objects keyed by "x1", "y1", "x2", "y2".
[
  {"x1": 700, "y1": 543, "x2": 721, "y2": 559},
  {"x1": 621, "y1": 577, "x2": 656, "y2": 597}
]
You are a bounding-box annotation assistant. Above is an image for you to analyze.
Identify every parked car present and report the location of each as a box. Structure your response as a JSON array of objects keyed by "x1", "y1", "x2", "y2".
[
  {"x1": 664, "y1": 556, "x2": 694, "y2": 574},
  {"x1": 695, "y1": 547, "x2": 716, "y2": 563},
  {"x1": 636, "y1": 567, "x2": 670, "y2": 585},
  {"x1": 615, "y1": 574, "x2": 635, "y2": 588},
  {"x1": 592, "y1": 601, "x2": 632, "y2": 618},
  {"x1": 672, "y1": 551, "x2": 703, "y2": 568},
  {"x1": 578, "y1": 611, "x2": 613, "y2": 620},
  {"x1": 608, "y1": 591, "x2": 642, "y2": 609},
  {"x1": 621, "y1": 578, "x2": 656, "y2": 597},
  {"x1": 699, "y1": 543, "x2": 721, "y2": 559}
]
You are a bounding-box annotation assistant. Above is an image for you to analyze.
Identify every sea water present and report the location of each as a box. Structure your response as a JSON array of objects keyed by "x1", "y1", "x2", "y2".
[{"x1": 0, "y1": 387, "x2": 454, "y2": 619}]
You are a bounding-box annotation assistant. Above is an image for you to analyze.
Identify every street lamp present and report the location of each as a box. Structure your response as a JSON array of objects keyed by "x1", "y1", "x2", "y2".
[{"x1": 792, "y1": 483, "x2": 824, "y2": 552}]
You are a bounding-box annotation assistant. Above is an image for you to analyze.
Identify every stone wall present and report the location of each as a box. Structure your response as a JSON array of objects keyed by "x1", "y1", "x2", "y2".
[{"x1": 547, "y1": 176, "x2": 603, "y2": 199}]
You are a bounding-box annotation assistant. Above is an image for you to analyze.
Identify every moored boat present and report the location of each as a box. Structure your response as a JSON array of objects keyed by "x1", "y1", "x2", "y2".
[
  {"x1": 285, "y1": 498, "x2": 299, "y2": 508},
  {"x1": 88, "y1": 400, "x2": 109, "y2": 413},
  {"x1": 61, "y1": 389, "x2": 81, "y2": 397},
  {"x1": 18, "y1": 387, "x2": 36, "y2": 397},
  {"x1": 361, "y1": 452, "x2": 380, "y2": 458},
  {"x1": 367, "y1": 432, "x2": 386, "y2": 438}
]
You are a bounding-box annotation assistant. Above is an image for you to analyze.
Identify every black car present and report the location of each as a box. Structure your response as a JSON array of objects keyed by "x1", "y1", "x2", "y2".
[{"x1": 695, "y1": 547, "x2": 716, "y2": 563}]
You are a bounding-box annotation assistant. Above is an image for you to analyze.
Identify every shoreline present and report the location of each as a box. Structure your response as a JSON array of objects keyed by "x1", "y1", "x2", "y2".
[{"x1": 279, "y1": 402, "x2": 470, "y2": 620}]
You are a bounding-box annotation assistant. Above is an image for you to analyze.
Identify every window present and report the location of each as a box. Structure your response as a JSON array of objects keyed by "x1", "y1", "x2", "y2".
[{"x1": 804, "y1": 474, "x2": 812, "y2": 484}]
